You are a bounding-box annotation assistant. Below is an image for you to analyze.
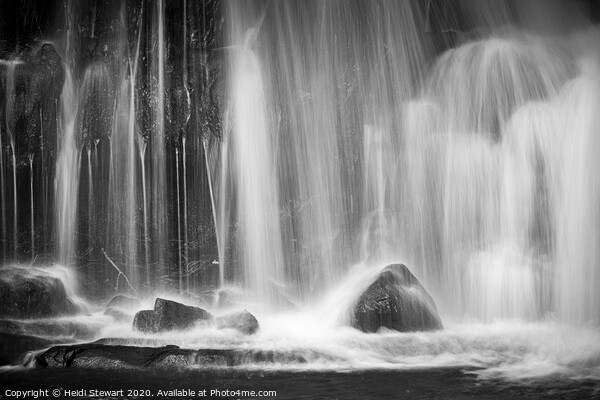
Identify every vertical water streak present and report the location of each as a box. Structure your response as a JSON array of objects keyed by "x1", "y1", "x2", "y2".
[
  {"x1": 226, "y1": 5, "x2": 286, "y2": 307},
  {"x1": 139, "y1": 143, "x2": 150, "y2": 287},
  {"x1": 176, "y1": 147, "x2": 183, "y2": 291},
  {"x1": 3, "y1": 61, "x2": 20, "y2": 257},
  {"x1": 56, "y1": 66, "x2": 81, "y2": 264},
  {"x1": 87, "y1": 146, "x2": 93, "y2": 252},
  {"x1": 106, "y1": 3, "x2": 139, "y2": 290},
  {"x1": 205, "y1": 135, "x2": 227, "y2": 289},
  {"x1": 182, "y1": 0, "x2": 191, "y2": 291},
  {"x1": 29, "y1": 154, "x2": 35, "y2": 259},
  {"x1": 182, "y1": 136, "x2": 189, "y2": 290},
  {"x1": 150, "y1": 0, "x2": 167, "y2": 281}
]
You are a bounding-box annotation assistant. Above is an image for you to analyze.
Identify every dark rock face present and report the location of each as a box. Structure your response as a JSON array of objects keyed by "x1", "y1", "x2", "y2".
[
  {"x1": 36, "y1": 343, "x2": 190, "y2": 369},
  {"x1": 0, "y1": 331, "x2": 58, "y2": 366},
  {"x1": 352, "y1": 264, "x2": 443, "y2": 333},
  {"x1": 216, "y1": 310, "x2": 259, "y2": 335},
  {"x1": 35, "y1": 342, "x2": 310, "y2": 369},
  {"x1": 132, "y1": 310, "x2": 161, "y2": 333},
  {"x1": 133, "y1": 298, "x2": 213, "y2": 333},
  {"x1": 0, "y1": 268, "x2": 80, "y2": 319},
  {"x1": 106, "y1": 295, "x2": 140, "y2": 310}
]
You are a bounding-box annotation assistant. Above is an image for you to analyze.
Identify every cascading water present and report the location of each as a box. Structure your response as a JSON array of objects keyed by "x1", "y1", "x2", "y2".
[
  {"x1": 2, "y1": 0, "x2": 600, "y2": 387},
  {"x1": 216, "y1": 0, "x2": 600, "y2": 326}
]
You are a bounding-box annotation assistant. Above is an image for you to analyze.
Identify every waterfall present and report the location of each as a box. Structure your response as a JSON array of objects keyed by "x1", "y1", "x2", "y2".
[
  {"x1": 220, "y1": 0, "x2": 600, "y2": 323},
  {"x1": 0, "y1": 0, "x2": 598, "y2": 325}
]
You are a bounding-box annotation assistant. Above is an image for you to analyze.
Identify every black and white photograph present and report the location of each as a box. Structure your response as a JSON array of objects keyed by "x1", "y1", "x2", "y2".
[{"x1": 1, "y1": 0, "x2": 600, "y2": 399}]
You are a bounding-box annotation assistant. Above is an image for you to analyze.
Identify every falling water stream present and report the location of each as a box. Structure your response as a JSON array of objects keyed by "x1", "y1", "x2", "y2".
[{"x1": 1, "y1": 0, "x2": 600, "y2": 385}]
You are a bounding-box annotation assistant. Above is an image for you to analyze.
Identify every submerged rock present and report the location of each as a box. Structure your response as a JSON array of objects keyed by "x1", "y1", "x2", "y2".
[
  {"x1": 0, "y1": 267, "x2": 80, "y2": 318},
  {"x1": 351, "y1": 264, "x2": 443, "y2": 333},
  {"x1": 133, "y1": 298, "x2": 213, "y2": 333},
  {"x1": 216, "y1": 310, "x2": 259, "y2": 335},
  {"x1": 106, "y1": 295, "x2": 140, "y2": 311}
]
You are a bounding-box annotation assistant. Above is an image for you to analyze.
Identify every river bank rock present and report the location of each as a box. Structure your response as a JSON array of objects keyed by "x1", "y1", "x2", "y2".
[
  {"x1": 133, "y1": 298, "x2": 213, "y2": 333},
  {"x1": 216, "y1": 310, "x2": 259, "y2": 335},
  {"x1": 352, "y1": 264, "x2": 443, "y2": 333},
  {"x1": 0, "y1": 267, "x2": 80, "y2": 319}
]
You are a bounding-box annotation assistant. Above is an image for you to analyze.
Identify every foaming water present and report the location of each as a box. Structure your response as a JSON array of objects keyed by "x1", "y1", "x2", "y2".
[
  {"x1": 82, "y1": 310, "x2": 600, "y2": 380},
  {"x1": 5, "y1": 264, "x2": 597, "y2": 381},
  {"x1": 13, "y1": 262, "x2": 584, "y2": 381}
]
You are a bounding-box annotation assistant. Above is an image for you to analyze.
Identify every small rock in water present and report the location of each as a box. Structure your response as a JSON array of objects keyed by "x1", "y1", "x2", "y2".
[
  {"x1": 106, "y1": 295, "x2": 140, "y2": 310},
  {"x1": 133, "y1": 298, "x2": 213, "y2": 333},
  {"x1": 351, "y1": 264, "x2": 443, "y2": 333},
  {"x1": 216, "y1": 310, "x2": 260, "y2": 335}
]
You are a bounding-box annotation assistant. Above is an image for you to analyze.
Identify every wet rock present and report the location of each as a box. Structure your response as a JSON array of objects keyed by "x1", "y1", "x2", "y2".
[
  {"x1": 35, "y1": 343, "x2": 191, "y2": 369},
  {"x1": 132, "y1": 310, "x2": 160, "y2": 333},
  {"x1": 106, "y1": 295, "x2": 140, "y2": 310},
  {"x1": 34, "y1": 343, "x2": 311, "y2": 369},
  {"x1": 154, "y1": 298, "x2": 213, "y2": 330},
  {"x1": 0, "y1": 332, "x2": 57, "y2": 366},
  {"x1": 0, "y1": 267, "x2": 80, "y2": 319},
  {"x1": 351, "y1": 264, "x2": 443, "y2": 333},
  {"x1": 104, "y1": 308, "x2": 132, "y2": 323},
  {"x1": 216, "y1": 310, "x2": 259, "y2": 335},
  {"x1": 133, "y1": 298, "x2": 213, "y2": 333}
]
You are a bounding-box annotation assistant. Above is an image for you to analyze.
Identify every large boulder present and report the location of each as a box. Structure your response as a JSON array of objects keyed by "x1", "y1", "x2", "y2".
[
  {"x1": 133, "y1": 298, "x2": 213, "y2": 333},
  {"x1": 216, "y1": 310, "x2": 259, "y2": 335},
  {"x1": 0, "y1": 267, "x2": 80, "y2": 319},
  {"x1": 351, "y1": 264, "x2": 443, "y2": 333}
]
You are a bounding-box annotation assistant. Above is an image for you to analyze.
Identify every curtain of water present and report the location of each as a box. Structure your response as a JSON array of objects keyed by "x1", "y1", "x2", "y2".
[{"x1": 222, "y1": 0, "x2": 600, "y2": 323}]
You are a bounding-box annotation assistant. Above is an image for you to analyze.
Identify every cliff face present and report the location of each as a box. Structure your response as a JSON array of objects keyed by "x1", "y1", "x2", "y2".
[{"x1": 0, "y1": 0, "x2": 223, "y2": 298}]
